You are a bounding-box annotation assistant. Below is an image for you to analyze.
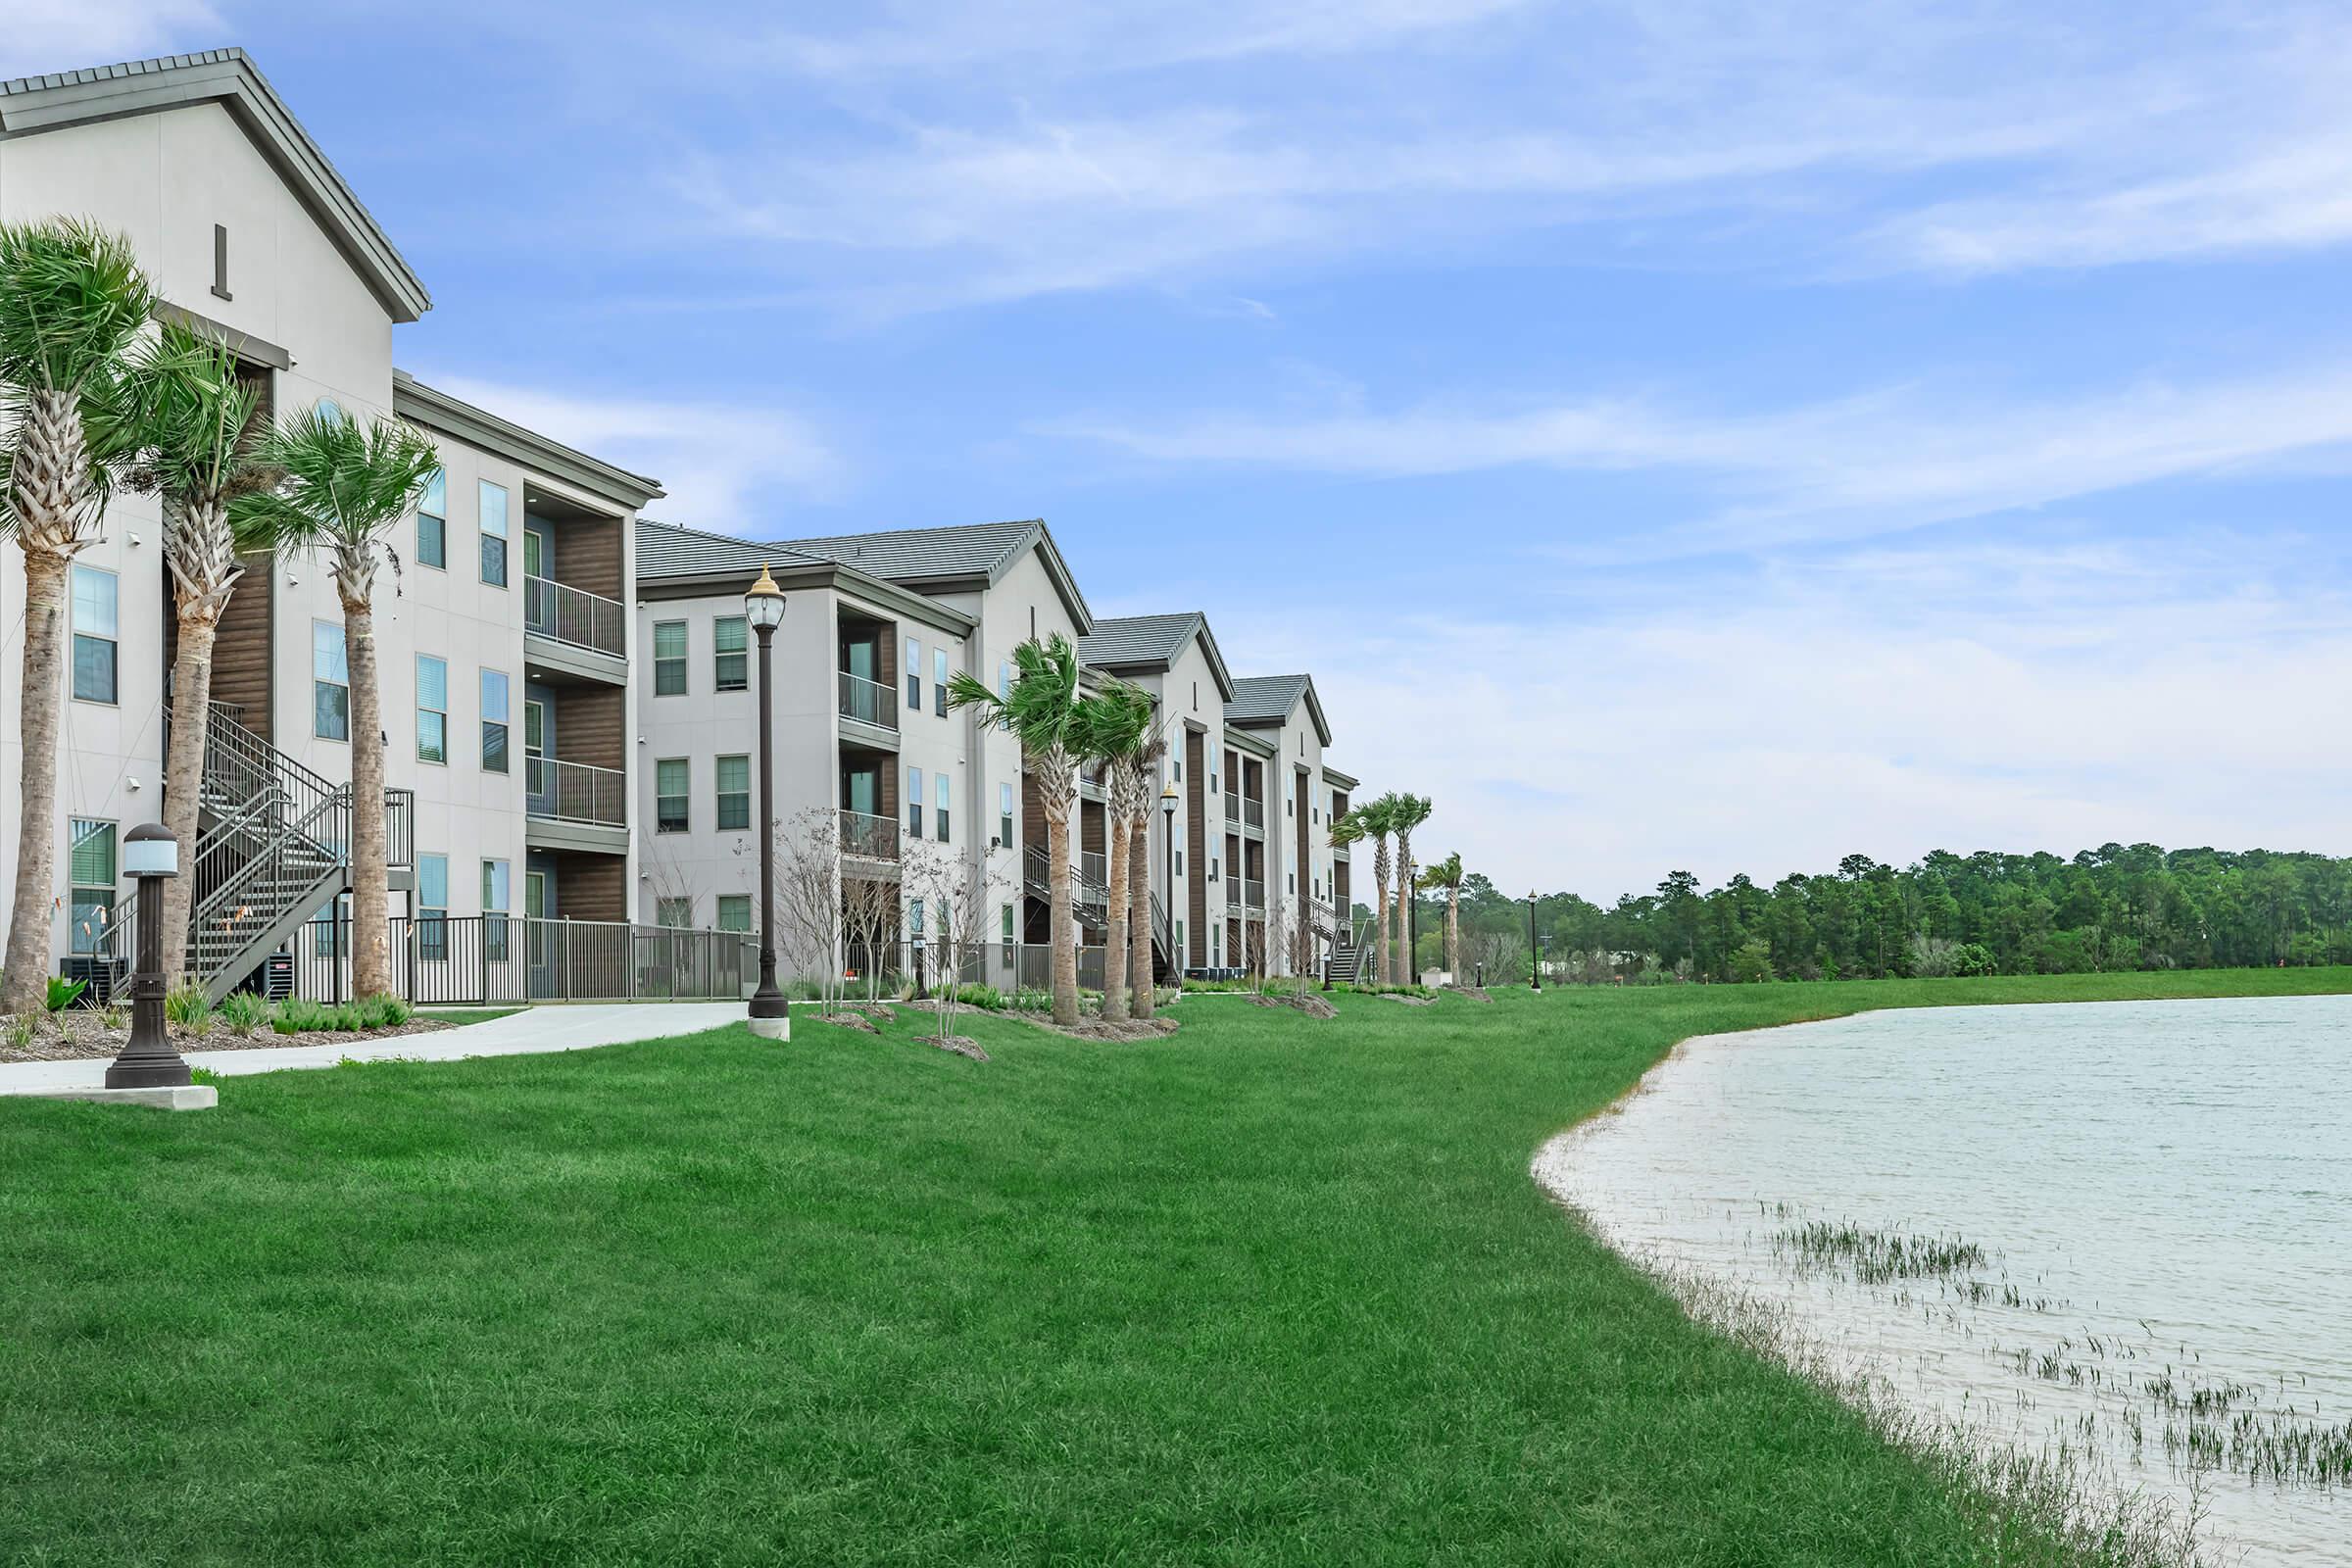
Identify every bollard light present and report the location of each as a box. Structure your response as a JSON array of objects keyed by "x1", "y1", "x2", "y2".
[{"x1": 106, "y1": 824, "x2": 191, "y2": 1089}]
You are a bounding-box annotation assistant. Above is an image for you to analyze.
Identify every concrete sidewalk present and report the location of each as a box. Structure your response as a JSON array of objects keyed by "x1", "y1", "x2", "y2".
[{"x1": 0, "y1": 1003, "x2": 751, "y2": 1097}]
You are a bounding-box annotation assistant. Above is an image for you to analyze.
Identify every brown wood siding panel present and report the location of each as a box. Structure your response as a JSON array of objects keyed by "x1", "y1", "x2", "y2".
[
  {"x1": 1022, "y1": 767, "x2": 1046, "y2": 854},
  {"x1": 1081, "y1": 798, "x2": 1104, "y2": 857},
  {"x1": 1294, "y1": 765, "x2": 1309, "y2": 904},
  {"x1": 209, "y1": 551, "x2": 274, "y2": 742},
  {"x1": 552, "y1": 851, "x2": 624, "y2": 921},
  {"x1": 552, "y1": 686, "x2": 623, "y2": 770},
  {"x1": 1334, "y1": 860, "x2": 1350, "y2": 913},
  {"x1": 551, "y1": 514, "x2": 622, "y2": 602},
  {"x1": 1186, "y1": 728, "x2": 1206, "y2": 965}
]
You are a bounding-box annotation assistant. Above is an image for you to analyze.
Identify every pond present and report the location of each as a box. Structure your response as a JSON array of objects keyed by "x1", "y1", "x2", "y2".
[{"x1": 1535, "y1": 995, "x2": 2352, "y2": 1566}]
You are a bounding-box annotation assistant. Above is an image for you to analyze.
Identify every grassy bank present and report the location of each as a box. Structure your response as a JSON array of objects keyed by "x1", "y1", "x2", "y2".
[{"x1": 5, "y1": 969, "x2": 2346, "y2": 1564}]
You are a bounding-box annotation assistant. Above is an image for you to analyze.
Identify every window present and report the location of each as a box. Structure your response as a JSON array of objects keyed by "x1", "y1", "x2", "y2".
[
  {"x1": 714, "y1": 615, "x2": 748, "y2": 692},
  {"x1": 417, "y1": 468, "x2": 446, "y2": 568},
  {"x1": 906, "y1": 765, "x2": 924, "y2": 840},
  {"x1": 482, "y1": 859, "x2": 511, "y2": 961},
  {"x1": 1208, "y1": 740, "x2": 1220, "y2": 795},
  {"x1": 479, "y1": 480, "x2": 509, "y2": 586},
  {"x1": 657, "y1": 897, "x2": 691, "y2": 929},
  {"x1": 524, "y1": 700, "x2": 546, "y2": 762},
  {"x1": 657, "y1": 759, "x2": 689, "y2": 832},
  {"x1": 69, "y1": 819, "x2": 115, "y2": 955},
  {"x1": 313, "y1": 621, "x2": 349, "y2": 740},
  {"x1": 908, "y1": 898, "x2": 924, "y2": 942},
  {"x1": 1000, "y1": 782, "x2": 1014, "y2": 848},
  {"x1": 715, "y1": 754, "x2": 751, "y2": 831},
  {"x1": 935, "y1": 771, "x2": 950, "y2": 843},
  {"x1": 1001, "y1": 904, "x2": 1014, "y2": 959},
  {"x1": 716, "y1": 895, "x2": 752, "y2": 933},
  {"x1": 1176, "y1": 919, "x2": 1185, "y2": 961},
  {"x1": 317, "y1": 397, "x2": 344, "y2": 424},
  {"x1": 654, "y1": 620, "x2": 687, "y2": 696},
  {"x1": 934, "y1": 648, "x2": 949, "y2": 716},
  {"x1": 906, "y1": 635, "x2": 921, "y2": 712},
  {"x1": 71, "y1": 565, "x2": 118, "y2": 704},
  {"x1": 480, "y1": 668, "x2": 510, "y2": 773},
  {"x1": 1210, "y1": 853, "x2": 1220, "y2": 882},
  {"x1": 312, "y1": 893, "x2": 349, "y2": 958},
  {"x1": 416, "y1": 656, "x2": 447, "y2": 763},
  {"x1": 523, "y1": 525, "x2": 545, "y2": 579},
  {"x1": 417, "y1": 854, "x2": 448, "y2": 960},
  {"x1": 1177, "y1": 850, "x2": 1185, "y2": 876},
  {"x1": 998, "y1": 661, "x2": 1012, "y2": 699}
]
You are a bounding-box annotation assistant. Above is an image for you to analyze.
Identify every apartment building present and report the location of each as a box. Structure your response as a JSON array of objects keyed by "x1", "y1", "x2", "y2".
[
  {"x1": 0, "y1": 46, "x2": 1364, "y2": 997},
  {"x1": 0, "y1": 51, "x2": 662, "y2": 996}
]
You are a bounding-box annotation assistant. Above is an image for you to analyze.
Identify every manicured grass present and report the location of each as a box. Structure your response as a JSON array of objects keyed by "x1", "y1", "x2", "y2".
[
  {"x1": 5, "y1": 969, "x2": 2347, "y2": 1564},
  {"x1": 415, "y1": 1007, "x2": 523, "y2": 1026}
]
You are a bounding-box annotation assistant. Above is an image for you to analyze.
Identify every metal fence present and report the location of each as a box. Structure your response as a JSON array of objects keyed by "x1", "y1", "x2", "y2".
[
  {"x1": 836, "y1": 941, "x2": 1111, "y2": 999},
  {"x1": 287, "y1": 914, "x2": 756, "y2": 1006}
]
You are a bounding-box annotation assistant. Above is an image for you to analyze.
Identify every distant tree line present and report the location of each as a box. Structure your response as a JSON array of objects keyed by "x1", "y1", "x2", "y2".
[{"x1": 1373, "y1": 844, "x2": 2352, "y2": 984}]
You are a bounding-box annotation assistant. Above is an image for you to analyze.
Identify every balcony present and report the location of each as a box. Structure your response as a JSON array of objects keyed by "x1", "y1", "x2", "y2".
[
  {"x1": 527, "y1": 756, "x2": 626, "y2": 826},
  {"x1": 839, "y1": 670, "x2": 898, "y2": 737},
  {"x1": 526, "y1": 570, "x2": 630, "y2": 681},
  {"x1": 1227, "y1": 877, "x2": 1265, "y2": 913},
  {"x1": 840, "y1": 808, "x2": 901, "y2": 867},
  {"x1": 1224, "y1": 791, "x2": 1264, "y2": 830}
]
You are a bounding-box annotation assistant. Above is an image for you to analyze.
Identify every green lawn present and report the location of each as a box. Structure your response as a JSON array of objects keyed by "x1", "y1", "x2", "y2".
[
  {"x1": 6, "y1": 969, "x2": 2347, "y2": 1565},
  {"x1": 414, "y1": 1007, "x2": 524, "y2": 1027}
]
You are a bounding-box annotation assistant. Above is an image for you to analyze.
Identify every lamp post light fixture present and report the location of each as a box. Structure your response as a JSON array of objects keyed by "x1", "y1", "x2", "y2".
[
  {"x1": 744, "y1": 564, "x2": 790, "y2": 1041},
  {"x1": 1528, "y1": 890, "x2": 1542, "y2": 994},
  {"x1": 107, "y1": 824, "x2": 189, "y2": 1089}
]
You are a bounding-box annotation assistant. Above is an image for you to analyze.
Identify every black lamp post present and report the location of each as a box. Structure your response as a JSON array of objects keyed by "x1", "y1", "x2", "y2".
[
  {"x1": 107, "y1": 824, "x2": 189, "y2": 1088},
  {"x1": 1528, "y1": 890, "x2": 1542, "y2": 994},
  {"x1": 1160, "y1": 781, "x2": 1179, "y2": 977},
  {"x1": 745, "y1": 564, "x2": 789, "y2": 1040}
]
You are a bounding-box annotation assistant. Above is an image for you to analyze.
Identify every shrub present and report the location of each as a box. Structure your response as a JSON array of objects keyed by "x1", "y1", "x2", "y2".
[
  {"x1": 948, "y1": 982, "x2": 1006, "y2": 1011},
  {"x1": 1181, "y1": 977, "x2": 1255, "y2": 994},
  {"x1": 1008, "y1": 986, "x2": 1054, "y2": 1012},
  {"x1": 165, "y1": 981, "x2": 214, "y2": 1036},
  {"x1": 3, "y1": 1015, "x2": 34, "y2": 1051},
  {"x1": 271, "y1": 997, "x2": 341, "y2": 1034},
  {"x1": 218, "y1": 991, "x2": 270, "y2": 1038},
  {"x1": 44, "y1": 975, "x2": 87, "y2": 1011},
  {"x1": 354, "y1": 993, "x2": 412, "y2": 1030},
  {"x1": 98, "y1": 1003, "x2": 126, "y2": 1032},
  {"x1": 1952, "y1": 942, "x2": 1998, "y2": 978}
]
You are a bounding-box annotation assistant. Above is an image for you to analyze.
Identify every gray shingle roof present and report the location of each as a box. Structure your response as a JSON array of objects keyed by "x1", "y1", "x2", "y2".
[
  {"x1": 1079, "y1": 612, "x2": 1202, "y2": 668},
  {"x1": 633, "y1": 519, "x2": 824, "y2": 580},
  {"x1": 0, "y1": 49, "x2": 430, "y2": 320},
  {"x1": 1227, "y1": 673, "x2": 1333, "y2": 747}
]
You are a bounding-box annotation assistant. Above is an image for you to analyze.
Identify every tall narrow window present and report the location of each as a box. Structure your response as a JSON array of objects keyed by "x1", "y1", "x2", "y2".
[
  {"x1": 417, "y1": 468, "x2": 447, "y2": 569},
  {"x1": 906, "y1": 636, "x2": 922, "y2": 712},
  {"x1": 478, "y1": 480, "x2": 509, "y2": 586},
  {"x1": 653, "y1": 620, "x2": 687, "y2": 696},
  {"x1": 416, "y1": 656, "x2": 447, "y2": 763},
  {"x1": 69, "y1": 819, "x2": 116, "y2": 955},
  {"x1": 713, "y1": 615, "x2": 748, "y2": 692},
  {"x1": 999, "y1": 782, "x2": 1013, "y2": 847},
  {"x1": 523, "y1": 525, "x2": 545, "y2": 579},
  {"x1": 313, "y1": 621, "x2": 349, "y2": 740},
  {"x1": 417, "y1": 853, "x2": 448, "y2": 960},
  {"x1": 934, "y1": 648, "x2": 949, "y2": 716},
  {"x1": 657, "y1": 759, "x2": 689, "y2": 832},
  {"x1": 906, "y1": 765, "x2": 924, "y2": 840},
  {"x1": 657, "y1": 897, "x2": 691, "y2": 928},
  {"x1": 71, "y1": 565, "x2": 118, "y2": 704},
  {"x1": 935, "y1": 771, "x2": 951, "y2": 844},
  {"x1": 715, "y1": 754, "x2": 751, "y2": 830},
  {"x1": 480, "y1": 668, "x2": 510, "y2": 773},
  {"x1": 1001, "y1": 904, "x2": 1014, "y2": 959},
  {"x1": 482, "y1": 859, "x2": 510, "y2": 961}
]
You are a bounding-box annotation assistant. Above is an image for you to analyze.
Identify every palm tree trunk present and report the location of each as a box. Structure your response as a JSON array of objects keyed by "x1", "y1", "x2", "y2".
[
  {"x1": 161, "y1": 616, "x2": 220, "y2": 985},
  {"x1": 2, "y1": 547, "x2": 70, "y2": 1011},
  {"x1": 1446, "y1": 889, "x2": 1460, "y2": 980},
  {"x1": 1048, "y1": 809, "x2": 1078, "y2": 1025},
  {"x1": 1390, "y1": 845, "x2": 1409, "y2": 985},
  {"x1": 1102, "y1": 806, "x2": 1130, "y2": 1022},
  {"x1": 1128, "y1": 813, "x2": 1153, "y2": 1019},
  {"x1": 344, "y1": 595, "x2": 392, "y2": 999},
  {"x1": 1371, "y1": 843, "x2": 1391, "y2": 990}
]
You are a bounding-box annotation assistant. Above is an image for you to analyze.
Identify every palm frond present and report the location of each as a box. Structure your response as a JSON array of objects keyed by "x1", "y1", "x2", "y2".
[
  {"x1": 233, "y1": 403, "x2": 439, "y2": 558},
  {"x1": 0, "y1": 219, "x2": 157, "y2": 397},
  {"x1": 946, "y1": 633, "x2": 1086, "y2": 760}
]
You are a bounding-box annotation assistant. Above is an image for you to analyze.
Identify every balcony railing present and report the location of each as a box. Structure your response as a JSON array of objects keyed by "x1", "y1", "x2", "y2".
[
  {"x1": 1228, "y1": 877, "x2": 1265, "y2": 913},
  {"x1": 1081, "y1": 850, "x2": 1107, "y2": 892},
  {"x1": 527, "y1": 756, "x2": 627, "y2": 828},
  {"x1": 1223, "y1": 793, "x2": 1239, "y2": 825},
  {"x1": 523, "y1": 574, "x2": 626, "y2": 659},
  {"x1": 840, "y1": 808, "x2": 900, "y2": 862},
  {"x1": 839, "y1": 670, "x2": 898, "y2": 731}
]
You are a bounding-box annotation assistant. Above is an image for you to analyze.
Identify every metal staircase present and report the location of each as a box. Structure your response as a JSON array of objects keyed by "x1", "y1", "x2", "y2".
[
  {"x1": 96, "y1": 704, "x2": 412, "y2": 1003},
  {"x1": 1330, "y1": 925, "x2": 1375, "y2": 986},
  {"x1": 1024, "y1": 843, "x2": 1108, "y2": 935}
]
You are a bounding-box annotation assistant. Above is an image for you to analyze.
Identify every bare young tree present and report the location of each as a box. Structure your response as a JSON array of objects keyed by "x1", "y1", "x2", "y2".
[
  {"x1": 1287, "y1": 896, "x2": 1322, "y2": 997},
  {"x1": 903, "y1": 839, "x2": 1004, "y2": 1046},
  {"x1": 775, "y1": 807, "x2": 847, "y2": 1014},
  {"x1": 842, "y1": 871, "x2": 901, "y2": 1004}
]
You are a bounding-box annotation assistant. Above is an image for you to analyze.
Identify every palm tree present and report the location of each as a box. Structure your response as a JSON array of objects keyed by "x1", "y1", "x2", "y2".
[
  {"x1": 1354, "y1": 796, "x2": 1398, "y2": 989},
  {"x1": 948, "y1": 635, "x2": 1086, "y2": 1026},
  {"x1": 122, "y1": 321, "x2": 273, "y2": 983},
  {"x1": 1390, "y1": 793, "x2": 1433, "y2": 984},
  {"x1": 1125, "y1": 751, "x2": 1163, "y2": 1019},
  {"x1": 0, "y1": 219, "x2": 160, "y2": 1011},
  {"x1": 235, "y1": 405, "x2": 439, "y2": 1000},
  {"x1": 1421, "y1": 852, "x2": 1464, "y2": 980},
  {"x1": 1328, "y1": 808, "x2": 1366, "y2": 982},
  {"x1": 1074, "y1": 679, "x2": 1153, "y2": 1022}
]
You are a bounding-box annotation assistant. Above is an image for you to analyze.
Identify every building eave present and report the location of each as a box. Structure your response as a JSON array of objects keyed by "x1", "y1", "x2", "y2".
[{"x1": 394, "y1": 370, "x2": 663, "y2": 513}]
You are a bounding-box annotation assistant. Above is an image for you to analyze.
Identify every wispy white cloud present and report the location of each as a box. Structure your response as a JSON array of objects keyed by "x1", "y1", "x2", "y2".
[
  {"x1": 1228, "y1": 530, "x2": 2352, "y2": 897},
  {"x1": 1043, "y1": 363, "x2": 2352, "y2": 550},
  {"x1": 426, "y1": 377, "x2": 843, "y2": 529},
  {"x1": 0, "y1": 0, "x2": 219, "y2": 75}
]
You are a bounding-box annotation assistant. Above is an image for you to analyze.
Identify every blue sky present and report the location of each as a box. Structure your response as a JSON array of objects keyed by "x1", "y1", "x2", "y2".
[{"x1": 19, "y1": 1, "x2": 2352, "y2": 897}]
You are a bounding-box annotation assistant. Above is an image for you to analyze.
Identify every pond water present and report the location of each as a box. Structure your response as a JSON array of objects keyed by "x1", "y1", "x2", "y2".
[{"x1": 1535, "y1": 995, "x2": 2352, "y2": 1566}]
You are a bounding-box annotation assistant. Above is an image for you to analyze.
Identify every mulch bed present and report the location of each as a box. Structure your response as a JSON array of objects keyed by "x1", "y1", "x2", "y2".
[
  {"x1": 1451, "y1": 986, "x2": 1494, "y2": 1003},
  {"x1": 915, "y1": 1035, "x2": 990, "y2": 1062},
  {"x1": 1377, "y1": 993, "x2": 1437, "y2": 1006},
  {"x1": 1010, "y1": 1011, "x2": 1181, "y2": 1042},
  {"x1": 1, "y1": 1015, "x2": 454, "y2": 1064},
  {"x1": 1251, "y1": 991, "x2": 1338, "y2": 1019}
]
